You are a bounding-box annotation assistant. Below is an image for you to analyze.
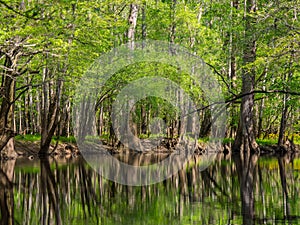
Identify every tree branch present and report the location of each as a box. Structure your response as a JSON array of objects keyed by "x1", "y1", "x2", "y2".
[
  {"x1": 190, "y1": 89, "x2": 300, "y2": 115},
  {"x1": 206, "y1": 62, "x2": 237, "y2": 96},
  {"x1": 0, "y1": 0, "x2": 41, "y2": 20}
]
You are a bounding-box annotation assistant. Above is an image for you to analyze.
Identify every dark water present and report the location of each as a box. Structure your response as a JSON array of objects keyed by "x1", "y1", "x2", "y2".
[{"x1": 1, "y1": 152, "x2": 300, "y2": 225}]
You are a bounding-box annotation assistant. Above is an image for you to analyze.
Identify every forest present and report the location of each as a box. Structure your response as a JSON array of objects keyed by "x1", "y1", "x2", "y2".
[
  {"x1": 0, "y1": 0, "x2": 299, "y2": 157},
  {"x1": 0, "y1": 0, "x2": 300, "y2": 225}
]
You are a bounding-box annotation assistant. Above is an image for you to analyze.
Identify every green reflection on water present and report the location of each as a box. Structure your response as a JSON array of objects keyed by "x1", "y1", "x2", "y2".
[{"x1": 1, "y1": 152, "x2": 300, "y2": 225}]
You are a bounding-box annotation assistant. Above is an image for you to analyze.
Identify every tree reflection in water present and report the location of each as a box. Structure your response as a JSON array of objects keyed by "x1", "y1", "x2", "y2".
[
  {"x1": 0, "y1": 159, "x2": 15, "y2": 225},
  {"x1": 40, "y1": 157, "x2": 62, "y2": 225},
  {"x1": 1, "y1": 151, "x2": 300, "y2": 224},
  {"x1": 277, "y1": 152, "x2": 293, "y2": 224},
  {"x1": 233, "y1": 152, "x2": 258, "y2": 225}
]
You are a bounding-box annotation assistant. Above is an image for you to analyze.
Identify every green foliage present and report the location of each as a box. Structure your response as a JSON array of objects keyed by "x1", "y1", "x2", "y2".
[
  {"x1": 15, "y1": 134, "x2": 41, "y2": 142},
  {"x1": 52, "y1": 135, "x2": 77, "y2": 144},
  {"x1": 15, "y1": 134, "x2": 76, "y2": 144},
  {"x1": 0, "y1": 0, "x2": 299, "y2": 145},
  {"x1": 256, "y1": 138, "x2": 277, "y2": 146}
]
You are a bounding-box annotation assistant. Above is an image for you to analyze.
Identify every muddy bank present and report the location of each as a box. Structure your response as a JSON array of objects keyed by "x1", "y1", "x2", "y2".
[
  {"x1": 14, "y1": 140, "x2": 79, "y2": 158},
  {"x1": 12, "y1": 138, "x2": 300, "y2": 160}
]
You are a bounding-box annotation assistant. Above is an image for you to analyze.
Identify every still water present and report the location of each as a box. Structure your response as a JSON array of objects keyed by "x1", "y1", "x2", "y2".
[{"x1": 1, "y1": 152, "x2": 300, "y2": 225}]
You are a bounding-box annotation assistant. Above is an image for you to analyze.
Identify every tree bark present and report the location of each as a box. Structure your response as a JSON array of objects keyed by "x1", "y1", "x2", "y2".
[
  {"x1": 257, "y1": 70, "x2": 267, "y2": 138},
  {"x1": 128, "y1": 4, "x2": 138, "y2": 49},
  {"x1": 141, "y1": 3, "x2": 147, "y2": 41},
  {"x1": 233, "y1": 0, "x2": 259, "y2": 153},
  {"x1": 199, "y1": 109, "x2": 211, "y2": 138},
  {"x1": 169, "y1": 0, "x2": 177, "y2": 45},
  {"x1": 278, "y1": 39, "x2": 295, "y2": 147},
  {"x1": 228, "y1": 0, "x2": 239, "y2": 139},
  {"x1": 0, "y1": 55, "x2": 17, "y2": 158},
  {"x1": 39, "y1": 72, "x2": 63, "y2": 155},
  {"x1": 278, "y1": 95, "x2": 289, "y2": 146},
  {"x1": 1, "y1": 36, "x2": 40, "y2": 157}
]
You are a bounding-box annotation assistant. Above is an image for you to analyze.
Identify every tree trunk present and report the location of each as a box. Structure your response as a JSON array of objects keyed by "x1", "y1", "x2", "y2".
[
  {"x1": 140, "y1": 104, "x2": 147, "y2": 135},
  {"x1": 39, "y1": 72, "x2": 63, "y2": 155},
  {"x1": 278, "y1": 95, "x2": 289, "y2": 146},
  {"x1": 128, "y1": 4, "x2": 138, "y2": 49},
  {"x1": 199, "y1": 109, "x2": 211, "y2": 138},
  {"x1": 228, "y1": 0, "x2": 239, "y2": 139},
  {"x1": 59, "y1": 99, "x2": 71, "y2": 137},
  {"x1": 278, "y1": 39, "x2": 295, "y2": 147},
  {"x1": 233, "y1": 0, "x2": 259, "y2": 153},
  {"x1": 169, "y1": 0, "x2": 177, "y2": 44},
  {"x1": 257, "y1": 70, "x2": 267, "y2": 138},
  {"x1": 141, "y1": 3, "x2": 147, "y2": 42},
  {"x1": 0, "y1": 55, "x2": 17, "y2": 158}
]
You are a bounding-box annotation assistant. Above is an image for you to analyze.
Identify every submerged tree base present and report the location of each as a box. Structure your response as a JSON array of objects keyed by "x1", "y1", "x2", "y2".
[
  {"x1": 1, "y1": 137, "x2": 299, "y2": 162},
  {"x1": 0, "y1": 140, "x2": 80, "y2": 161},
  {"x1": 0, "y1": 138, "x2": 17, "y2": 161}
]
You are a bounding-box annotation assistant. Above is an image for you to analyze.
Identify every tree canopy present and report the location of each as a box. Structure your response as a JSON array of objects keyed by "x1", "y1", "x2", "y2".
[{"x1": 0, "y1": 0, "x2": 299, "y2": 156}]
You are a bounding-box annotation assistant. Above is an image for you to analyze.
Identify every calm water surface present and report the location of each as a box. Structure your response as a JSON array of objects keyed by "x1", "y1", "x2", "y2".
[{"x1": 1, "y1": 152, "x2": 300, "y2": 225}]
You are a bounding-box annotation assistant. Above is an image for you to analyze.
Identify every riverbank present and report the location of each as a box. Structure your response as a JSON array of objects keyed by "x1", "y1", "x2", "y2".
[
  {"x1": 15, "y1": 140, "x2": 79, "y2": 158},
  {"x1": 13, "y1": 137, "x2": 300, "y2": 160}
]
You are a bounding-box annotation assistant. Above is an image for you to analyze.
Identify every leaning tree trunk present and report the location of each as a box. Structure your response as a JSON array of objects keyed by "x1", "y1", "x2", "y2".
[
  {"x1": 0, "y1": 55, "x2": 17, "y2": 159},
  {"x1": 1, "y1": 36, "x2": 41, "y2": 158},
  {"x1": 233, "y1": 0, "x2": 259, "y2": 153}
]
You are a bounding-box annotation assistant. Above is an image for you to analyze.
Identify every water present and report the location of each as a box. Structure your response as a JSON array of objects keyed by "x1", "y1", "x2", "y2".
[{"x1": 1, "y1": 152, "x2": 300, "y2": 225}]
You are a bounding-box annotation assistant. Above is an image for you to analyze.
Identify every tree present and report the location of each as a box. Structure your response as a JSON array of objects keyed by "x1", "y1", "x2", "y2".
[
  {"x1": 0, "y1": 35, "x2": 40, "y2": 158},
  {"x1": 0, "y1": 0, "x2": 299, "y2": 155},
  {"x1": 233, "y1": 0, "x2": 259, "y2": 153}
]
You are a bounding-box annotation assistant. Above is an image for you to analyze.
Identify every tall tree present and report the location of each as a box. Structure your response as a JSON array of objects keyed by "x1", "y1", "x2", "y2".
[
  {"x1": 0, "y1": 35, "x2": 39, "y2": 158},
  {"x1": 277, "y1": 5, "x2": 298, "y2": 147},
  {"x1": 0, "y1": 1, "x2": 46, "y2": 156},
  {"x1": 128, "y1": 4, "x2": 138, "y2": 48},
  {"x1": 0, "y1": 45, "x2": 17, "y2": 158},
  {"x1": 233, "y1": 0, "x2": 259, "y2": 153}
]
